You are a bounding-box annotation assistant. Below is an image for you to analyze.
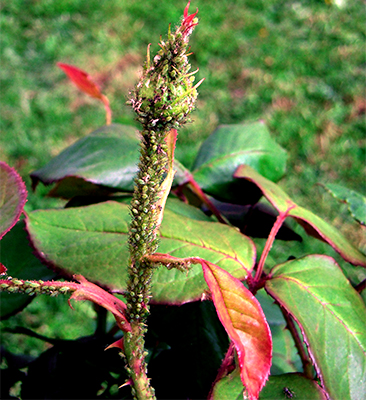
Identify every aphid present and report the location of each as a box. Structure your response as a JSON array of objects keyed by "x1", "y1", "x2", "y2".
[{"x1": 283, "y1": 387, "x2": 295, "y2": 398}]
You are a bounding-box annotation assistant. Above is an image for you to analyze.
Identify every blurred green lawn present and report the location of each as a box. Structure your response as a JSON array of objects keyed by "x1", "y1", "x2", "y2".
[{"x1": 1, "y1": 0, "x2": 365, "y2": 362}]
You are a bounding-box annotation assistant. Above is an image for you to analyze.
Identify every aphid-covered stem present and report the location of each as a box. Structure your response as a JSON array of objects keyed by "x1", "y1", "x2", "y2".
[{"x1": 123, "y1": 3, "x2": 201, "y2": 399}]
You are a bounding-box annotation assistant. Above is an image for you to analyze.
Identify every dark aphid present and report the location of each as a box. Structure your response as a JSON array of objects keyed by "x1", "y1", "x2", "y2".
[{"x1": 283, "y1": 387, "x2": 295, "y2": 399}]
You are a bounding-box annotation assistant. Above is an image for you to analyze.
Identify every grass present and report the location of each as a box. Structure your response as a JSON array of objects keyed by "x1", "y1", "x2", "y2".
[{"x1": 1, "y1": 0, "x2": 365, "y2": 373}]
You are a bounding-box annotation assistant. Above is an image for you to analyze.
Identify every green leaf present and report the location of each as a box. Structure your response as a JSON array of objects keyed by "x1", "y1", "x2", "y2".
[
  {"x1": 265, "y1": 255, "x2": 366, "y2": 400},
  {"x1": 211, "y1": 368, "x2": 244, "y2": 400},
  {"x1": 0, "y1": 162, "x2": 27, "y2": 239},
  {"x1": 211, "y1": 370, "x2": 327, "y2": 400},
  {"x1": 202, "y1": 260, "x2": 272, "y2": 400},
  {"x1": 234, "y1": 165, "x2": 366, "y2": 267},
  {"x1": 0, "y1": 220, "x2": 56, "y2": 318},
  {"x1": 26, "y1": 200, "x2": 256, "y2": 304},
  {"x1": 259, "y1": 373, "x2": 328, "y2": 399},
  {"x1": 30, "y1": 124, "x2": 140, "y2": 198},
  {"x1": 191, "y1": 122, "x2": 287, "y2": 203},
  {"x1": 322, "y1": 183, "x2": 366, "y2": 226}
]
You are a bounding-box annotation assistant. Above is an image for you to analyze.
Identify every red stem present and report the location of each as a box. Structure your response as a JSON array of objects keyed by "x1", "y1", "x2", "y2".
[
  {"x1": 254, "y1": 207, "x2": 294, "y2": 284},
  {"x1": 101, "y1": 94, "x2": 112, "y2": 125}
]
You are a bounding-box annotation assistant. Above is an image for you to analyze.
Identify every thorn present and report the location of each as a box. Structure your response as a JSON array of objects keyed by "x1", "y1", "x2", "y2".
[{"x1": 119, "y1": 378, "x2": 133, "y2": 389}]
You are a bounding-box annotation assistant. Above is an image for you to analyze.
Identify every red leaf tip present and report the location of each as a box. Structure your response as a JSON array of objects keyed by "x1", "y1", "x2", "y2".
[
  {"x1": 57, "y1": 62, "x2": 103, "y2": 100},
  {"x1": 182, "y1": 1, "x2": 198, "y2": 36}
]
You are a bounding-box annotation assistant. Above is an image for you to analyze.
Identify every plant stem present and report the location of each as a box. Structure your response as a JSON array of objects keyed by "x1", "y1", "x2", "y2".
[
  {"x1": 124, "y1": 131, "x2": 169, "y2": 399},
  {"x1": 254, "y1": 207, "x2": 294, "y2": 284},
  {"x1": 123, "y1": 4, "x2": 201, "y2": 397}
]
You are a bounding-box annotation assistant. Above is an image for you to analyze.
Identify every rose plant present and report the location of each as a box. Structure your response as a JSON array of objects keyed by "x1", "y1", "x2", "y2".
[{"x1": 1, "y1": 3, "x2": 365, "y2": 399}]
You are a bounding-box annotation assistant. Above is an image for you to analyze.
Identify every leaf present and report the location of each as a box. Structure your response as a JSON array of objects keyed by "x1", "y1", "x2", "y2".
[
  {"x1": 210, "y1": 368, "x2": 244, "y2": 400},
  {"x1": 69, "y1": 275, "x2": 130, "y2": 332},
  {"x1": 57, "y1": 62, "x2": 112, "y2": 125},
  {"x1": 25, "y1": 200, "x2": 256, "y2": 304},
  {"x1": 322, "y1": 183, "x2": 366, "y2": 226},
  {"x1": 255, "y1": 290, "x2": 302, "y2": 375},
  {"x1": 234, "y1": 165, "x2": 366, "y2": 267},
  {"x1": 31, "y1": 124, "x2": 140, "y2": 197},
  {"x1": 0, "y1": 220, "x2": 57, "y2": 319},
  {"x1": 191, "y1": 121, "x2": 287, "y2": 203},
  {"x1": 202, "y1": 260, "x2": 272, "y2": 400},
  {"x1": 0, "y1": 162, "x2": 27, "y2": 239},
  {"x1": 265, "y1": 255, "x2": 366, "y2": 400},
  {"x1": 57, "y1": 62, "x2": 104, "y2": 99},
  {"x1": 211, "y1": 370, "x2": 327, "y2": 400},
  {"x1": 210, "y1": 199, "x2": 302, "y2": 241}
]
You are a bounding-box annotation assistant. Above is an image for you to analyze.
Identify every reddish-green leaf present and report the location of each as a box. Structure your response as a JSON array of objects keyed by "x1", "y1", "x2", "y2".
[
  {"x1": 69, "y1": 275, "x2": 130, "y2": 332},
  {"x1": 234, "y1": 165, "x2": 366, "y2": 267},
  {"x1": 265, "y1": 255, "x2": 366, "y2": 400},
  {"x1": 191, "y1": 122, "x2": 287, "y2": 203},
  {"x1": 0, "y1": 162, "x2": 27, "y2": 239},
  {"x1": 25, "y1": 200, "x2": 255, "y2": 304},
  {"x1": 202, "y1": 260, "x2": 272, "y2": 400}
]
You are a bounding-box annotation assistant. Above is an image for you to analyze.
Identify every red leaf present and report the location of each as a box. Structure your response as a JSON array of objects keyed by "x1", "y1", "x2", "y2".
[
  {"x1": 0, "y1": 161, "x2": 27, "y2": 239},
  {"x1": 69, "y1": 275, "x2": 131, "y2": 332},
  {"x1": 57, "y1": 62, "x2": 103, "y2": 99},
  {"x1": 202, "y1": 260, "x2": 272, "y2": 400},
  {"x1": 57, "y1": 62, "x2": 112, "y2": 124}
]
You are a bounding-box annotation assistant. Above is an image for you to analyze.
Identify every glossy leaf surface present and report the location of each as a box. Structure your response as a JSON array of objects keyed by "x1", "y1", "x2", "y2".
[
  {"x1": 265, "y1": 255, "x2": 366, "y2": 400},
  {"x1": 30, "y1": 124, "x2": 140, "y2": 197},
  {"x1": 211, "y1": 370, "x2": 327, "y2": 400},
  {"x1": 322, "y1": 183, "x2": 366, "y2": 225},
  {"x1": 0, "y1": 162, "x2": 27, "y2": 239},
  {"x1": 234, "y1": 165, "x2": 366, "y2": 267},
  {"x1": 0, "y1": 221, "x2": 57, "y2": 318},
  {"x1": 192, "y1": 122, "x2": 287, "y2": 202},
  {"x1": 202, "y1": 260, "x2": 271, "y2": 399},
  {"x1": 26, "y1": 200, "x2": 255, "y2": 304}
]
